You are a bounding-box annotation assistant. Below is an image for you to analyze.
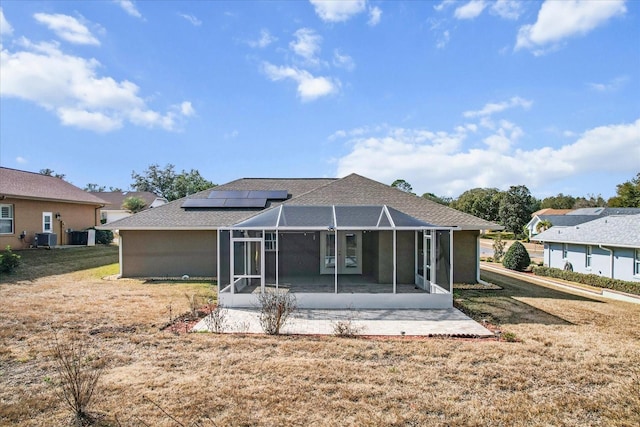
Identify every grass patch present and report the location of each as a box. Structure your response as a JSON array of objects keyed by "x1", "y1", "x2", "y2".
[
  {"x1": 0, "y1": 245, "x2": 119, "y2": 283},
  {"x1": 1, "y1": 251, "x2": 639, "y2": 426}
]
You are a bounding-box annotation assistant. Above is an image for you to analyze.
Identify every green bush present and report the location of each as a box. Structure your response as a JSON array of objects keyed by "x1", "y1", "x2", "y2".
[
  {"x1": 502, "y1": 241, "x2": 531, "y2": 271},
  {"x1": 0, "y1": 245, "x2": 21, "y2": 274},
  {"x1": 533, "y1": 266, "x2": 640, "y2": 296}
]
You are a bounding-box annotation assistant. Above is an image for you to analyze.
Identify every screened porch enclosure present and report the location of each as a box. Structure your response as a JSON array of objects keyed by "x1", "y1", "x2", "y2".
[{"x1": 218, "y1": 205, "x2": 455, "y2": 309}]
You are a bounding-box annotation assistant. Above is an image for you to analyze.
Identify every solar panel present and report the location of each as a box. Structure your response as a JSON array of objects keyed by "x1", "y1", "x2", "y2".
[
  {"x1": 223, "y1": 198, "x2": 267, "y2": 208},
  {"x1": 208, "y1": 190, "x2": 250, "y2": 199},
  {"x1": 182, "y1": 199, "x2": 226, "y2": 208},
  {"x1": 248, "y1": 190, "x2": 288, "y2": 200},
  {"x1": 208, "y1": 190, "x2": 288, "y2": 200}
]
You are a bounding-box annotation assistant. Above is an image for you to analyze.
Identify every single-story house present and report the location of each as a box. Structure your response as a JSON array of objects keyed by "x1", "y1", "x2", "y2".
[
  {"x1": 0, "y1": 167, "x2": 107, "y2": 248},
  {"x1": 533, "y1": 214, "x2": 640, "y2": 283},
  {"x1": 526, "y1": 207, "x2": 640, "y2": 239},
  {"x1": 102, "y1": 174, "x2": 501, "y2": 309},
  {"x1": 91, "y1": 191, "x2": 168, "y2": 224}
]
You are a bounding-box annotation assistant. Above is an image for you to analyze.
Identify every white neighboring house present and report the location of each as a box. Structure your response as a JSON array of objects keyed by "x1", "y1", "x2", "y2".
[
  {"x1": 533, "y1": 214, "x2": 640, "y2": 283},
  {"x1": 92, "y1": 191, "x2": 168, "y2": 224}
]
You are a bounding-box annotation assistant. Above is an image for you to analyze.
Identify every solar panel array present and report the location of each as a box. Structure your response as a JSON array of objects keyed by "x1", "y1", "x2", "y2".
[{"x1": 181, "y1": 190, "x2": 288, "y2": 209}]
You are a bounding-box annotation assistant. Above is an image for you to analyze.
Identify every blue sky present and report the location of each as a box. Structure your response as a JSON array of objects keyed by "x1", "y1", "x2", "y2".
[{"x1": 1, "y1": 0, "x2": 638, "y2": 199}]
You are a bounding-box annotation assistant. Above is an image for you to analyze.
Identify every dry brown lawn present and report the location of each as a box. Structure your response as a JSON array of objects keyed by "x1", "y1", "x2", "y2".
[{"x1": 1, "y1": 247, "x2": 639, "y2": 426}]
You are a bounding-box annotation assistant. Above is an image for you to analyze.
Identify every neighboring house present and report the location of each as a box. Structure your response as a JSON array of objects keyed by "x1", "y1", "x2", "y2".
[
  {"x1": 0, "y1": 167, "x2": 107, "y2": 249},
  {"x1": 102, "y1": 174, "x2": 501, "y2": 309},
  {"x1": 526, "y1": 207, "x2": 640, "y2": 239},
  {"x1": 533, "y1": 214, "x2": 640, "y2": 283},
  {"x1": 91, "y1": 191, "x2": 168, "y2": 224}
]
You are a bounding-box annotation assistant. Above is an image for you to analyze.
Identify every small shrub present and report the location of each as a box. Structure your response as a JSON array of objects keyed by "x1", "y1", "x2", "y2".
[
  {"x1": 502, "y1": 241, "x2": 531, "y2": 271},
  {"x1": 257, "y1": 290, "x2": 296, "y2": 335},
  {"x1": 333, "y1": 319, "x2": 364, "y2": 337},
  {"x1": 0, "y1": 245, "x2": 21, "y2": 274},
  {"x1": 204, "y1": 300, "x2": 227, "y2": 334},
  {"x1": 501, "y1": 331, "x2": 519, "y2": 342},
  {"x1": 51, "y1": 334, "x2": 105, "y2": 426}
]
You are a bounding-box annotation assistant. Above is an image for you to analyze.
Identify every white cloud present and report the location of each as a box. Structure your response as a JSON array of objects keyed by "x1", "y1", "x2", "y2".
[
  {"x1": 0, "y1": 38, "x2": 191, "y2": 132},
  {"x1": 290, "y1": 28, "x2": 322, "y2": 64},
  {"x1": 58, "y1": 107, "x2": 122, "y2": 132},
  {"x1": 179, "y1": 101, "x2": 195, "y2": 116},
  {"x1": 516, "y1": 0, "x2": 626, "y2": 53},
  {"x1": 491, "y1": 0, "x2": 522, "y2": 20},
  {"x1": 434, "y1": 0, "x2": 456, "y2": 12},
  {"x1": 454, "y1": 1, "x2": 488, "y2": 20},
  {"x1": 333, "y1": 49, "x2": 355, "y2": 71},
  {"x1": 115, "y1": 0, "x2": 143, "y2": 19},
  {"x1": 436, "y1": 30, "x2": 450, "y2": 49},
  {"x1": 16, "y1": 156, "x2": 27, "y2": 164},
  {"x1": 463, "y1": 96, "x2": 532, "y2": 118},
  {"x1": 34, "y1": 13, "x2": 100, "y2": 45},
  {"x1": 262, "y1": 62, "x2": 338, "y2": 101},
  {"x1": 1, "y1": 8, "x2": 13, "y2": 35},
  {"x1": 368, "y1": 6, "x2": 382, "y2": 26},
  {"x1": 588, "y1": 76, "x2": 628, "y2": 92},
  {"x1": 309, "y1": 0, "x2": 366, "y2": 23},
  {"x1": 248, "y1": 29, "x2": 276, "y2": 48},
  {"x1": 179, "y1": 13, "x2": 202, "y2": 26},
  {"x1": 335, "y1": 119, "x2": 640, "y2": 197}
]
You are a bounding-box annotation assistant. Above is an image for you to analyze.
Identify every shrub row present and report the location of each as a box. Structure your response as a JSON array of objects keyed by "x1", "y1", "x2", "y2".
[{"x1": 532, "y1": 266, "x2": 640, "y2": 296}]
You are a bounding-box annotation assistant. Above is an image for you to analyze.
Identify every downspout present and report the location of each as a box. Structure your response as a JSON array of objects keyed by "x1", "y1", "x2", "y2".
[{"x1": 599, "y1": 245, "x2": 614, "y2": 279}]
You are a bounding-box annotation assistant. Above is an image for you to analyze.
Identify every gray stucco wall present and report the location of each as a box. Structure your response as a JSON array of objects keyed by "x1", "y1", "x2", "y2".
[
  {"x1": 121, "y1": 230, "x2": 217, "y2": 278},
  {"x1": 453, "y1": 230, "x2": 479, "y2": 284}
]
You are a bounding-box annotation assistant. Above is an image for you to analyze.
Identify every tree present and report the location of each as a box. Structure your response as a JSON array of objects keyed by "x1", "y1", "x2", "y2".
[
  {"x1": 391, "y1": 179, "x2": 414, "y2": 194},
  {"x1": 84, "y1": 183, "x2": 106, "y2": 192},
  {"x1": 121, "y1": 196, "x2": 147, "y2": 213},
  {"x1": 536, "y1": 219, "x2": 552, "y2": 233},
  {"x1": 131, "y1": 163, "x2": 215, "y2": 201},
  {"x1": 172, "y1": 169, "x2": 216, "y2": 200},
  {"x1": 450, "y1": 188, "x2": 503, "y2": 223},
  {"x1": 573, "y1": 194, "x2": 606, "y2": 208},
  {"x1": 422, "y1": 193, "x2": 452, "y2": 206},
  {"x1": 502, "y1": 241, "x2": 531, "y2": 271},
  {"x1": 540, "y1": 193, "x2": 576, "y2": 209},
  {"x1": 607, "y1": 173, "x2": 640, "y2": 207},
  {"x1": 498, "y1": 185, "x2": 539, "y2": 236},
  {"x1": 39, "y1": 169, "x2": 66, "y2": 180}
]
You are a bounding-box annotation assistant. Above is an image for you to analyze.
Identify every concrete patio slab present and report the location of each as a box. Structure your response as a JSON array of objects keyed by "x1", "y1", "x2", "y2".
[{"x1": 193, "y1": 308, "x2": 495, "y2": 337}]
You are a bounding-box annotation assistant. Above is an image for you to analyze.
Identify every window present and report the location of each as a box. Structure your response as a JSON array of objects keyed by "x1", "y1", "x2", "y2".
[
  {"x1": 264, "y1": 232, "x2": 277, "y2": 252},
  {"x1": 562, "y1": 243, "x2": 568, "y2": 259},
  {"x1": 586, "y1": 245, "x2": 592, "y2": 268},
  {"x1": 43, "y1": 212, "x2": 53, "y2": 233},
  {"x1": 0, "y1": 204, "x2": 14, "y2": 234},
  {"x1": 635, "y1": 249, "x2": 640, "y2": 276}
]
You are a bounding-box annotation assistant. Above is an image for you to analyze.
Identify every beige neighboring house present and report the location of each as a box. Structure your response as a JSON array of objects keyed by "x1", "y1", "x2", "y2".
[
  {"x1": 92, "y1": 191, "x2": 168, "y2": 224},
  {"x1": 0, "y1": 167, "x2": 107, "y2": 249}
]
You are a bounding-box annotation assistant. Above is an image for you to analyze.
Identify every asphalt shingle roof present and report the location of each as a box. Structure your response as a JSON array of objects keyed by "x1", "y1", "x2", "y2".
[
  {"x1": 104, "y1": 177, "x2": 336, "y2": 229},
  {"x1": 284, "y1": 174, "x2": 499, "y2": 230},
  {"x1": 90, "y1": 191, "x2": 165, "y2": 208},
  {"x1": 103, "y1": 174, "x2": 500, "y2": 230},
  {"x1": 0, "y1": 167, "x2": 107, "y2": 205},
  {"x1": 533, "y1": 214, "x2": 640, "y2": 248}
]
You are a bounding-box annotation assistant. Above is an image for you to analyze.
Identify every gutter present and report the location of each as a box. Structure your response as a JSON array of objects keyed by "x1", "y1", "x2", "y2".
[{"x1": 599, "y1": 244, "x2": 614, "y2": 279}]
